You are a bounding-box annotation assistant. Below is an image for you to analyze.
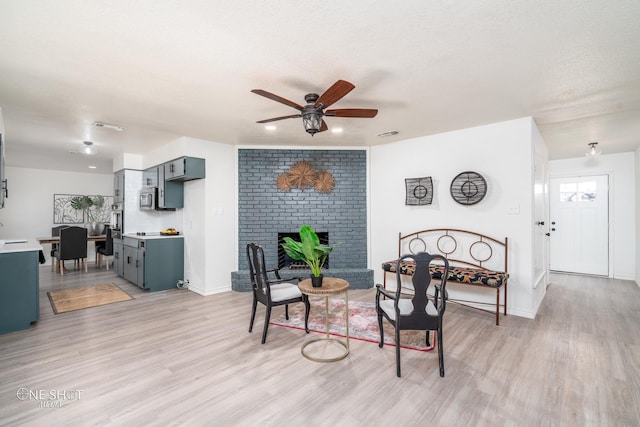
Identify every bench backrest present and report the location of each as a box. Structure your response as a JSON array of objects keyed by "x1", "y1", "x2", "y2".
[{"x1": 397, "y1": 228, "x2": 508, "y2": 274}]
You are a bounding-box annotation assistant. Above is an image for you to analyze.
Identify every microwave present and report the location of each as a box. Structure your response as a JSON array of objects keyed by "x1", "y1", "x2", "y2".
[{"x1": 139, "y1": 187, "x2": 156, "y2": 210}]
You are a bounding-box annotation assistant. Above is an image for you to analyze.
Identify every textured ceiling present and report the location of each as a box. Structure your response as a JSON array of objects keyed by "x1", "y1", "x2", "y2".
[{"x1": 1, "y1": 0, "x2": 639, "y2": 173}]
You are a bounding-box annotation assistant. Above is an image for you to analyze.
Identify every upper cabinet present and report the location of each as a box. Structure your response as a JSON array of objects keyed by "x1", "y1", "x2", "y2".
[
  {"x1": 164, "y1": 157, "x2": 205, "y2": 182},
  {"x1": 143, "y1": 166, "x2": 159, "y2": 188},
  {"x1": 157, "y1": 163, "x2": 183, "y2": 209},
  {"x1": 114, "y1": 170, "x2": 125, "y2": 204}
]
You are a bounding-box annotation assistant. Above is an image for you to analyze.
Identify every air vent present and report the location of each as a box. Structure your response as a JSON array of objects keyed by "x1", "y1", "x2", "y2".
[
  {"x1": 93, "y1": 121, "x2": 126, "y2": 131},
  {"x1": 377, "y1": 130, "x2": 399, "y2": 137}
]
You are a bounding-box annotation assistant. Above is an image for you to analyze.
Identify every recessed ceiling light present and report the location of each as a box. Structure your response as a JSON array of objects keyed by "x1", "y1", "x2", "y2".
[
  {"x1": 93, "y1": 121, "x2": 126, "y2": 131},
  {"x1": 265, "y1": 125, "x2": 277, "y2": 131},
  {"x1": 377, "y1": 130, "x2": 399, "y2": 137},
  {"x1": 332, "y1": 128, "x2": 343, "y2": 134},
  {"x1": 88, "y1": 165, "x2": 97, "y2": 169}
]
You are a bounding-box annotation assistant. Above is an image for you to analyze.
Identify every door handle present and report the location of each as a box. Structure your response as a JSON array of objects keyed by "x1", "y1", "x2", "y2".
[
  {"x1": 552, "y1": 228, "x2": 556, "y2": 231},
  {"x1": 545, "y1": 233, "x2": 550, "y2": 236},
  {"x1": 536, "y1": 221, "x2": 545, "y2": 226}
]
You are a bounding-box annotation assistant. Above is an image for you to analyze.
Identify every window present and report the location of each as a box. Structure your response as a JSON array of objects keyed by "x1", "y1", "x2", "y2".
[{"x1": 560, "y1": 181, "x2": 596, "y2": 202}]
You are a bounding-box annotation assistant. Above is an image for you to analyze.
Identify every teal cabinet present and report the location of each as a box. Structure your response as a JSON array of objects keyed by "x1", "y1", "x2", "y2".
[
  {"x1": 157, "y1": 164, "x2": 183, "y2": 209},
  {"x1": 142, "y1": 166, "x2": 159, "y2": 187},
  {"x1": 0, "y1": 250, "x2": 39, "y2": 334},
  {"x1": 164, "y1": 157, "x2": 205, "y2": 182},
  {"x1": 113, "y1": 239, "x2": 124, "y2": 276},
  {"x1": 113, "y1": 170, "x2": 125, "y2": 204},
  {"x1": 121, "y1": 236, "x2": 184, "y2": 292}
]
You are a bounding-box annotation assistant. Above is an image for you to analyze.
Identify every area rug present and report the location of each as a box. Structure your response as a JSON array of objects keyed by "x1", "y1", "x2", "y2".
[
  {"x1": 270, "y1": 299, "x2": 435, "y2": 352},
  {"x1": 47, "y1": 283, "x2": 133, "y2": 314}
]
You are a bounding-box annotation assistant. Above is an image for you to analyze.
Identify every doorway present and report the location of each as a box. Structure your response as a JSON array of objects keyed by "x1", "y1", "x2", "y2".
[{"x1": 549, "y1": 174, "x2": 609, "y2": 276}]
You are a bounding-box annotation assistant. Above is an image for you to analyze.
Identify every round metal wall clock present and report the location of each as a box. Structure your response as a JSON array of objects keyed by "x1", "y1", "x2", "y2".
[{"x1": 450, "y1": 171, "x2": 487, "y2": 205}]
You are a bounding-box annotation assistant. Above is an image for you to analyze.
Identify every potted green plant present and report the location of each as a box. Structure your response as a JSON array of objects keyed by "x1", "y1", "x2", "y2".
[
  {"x1": 70, "y1": 195, "x2": 105, "y2": 236},
  {"x1": 281, "y1": 224, "x2": 336, "y2": 287}
]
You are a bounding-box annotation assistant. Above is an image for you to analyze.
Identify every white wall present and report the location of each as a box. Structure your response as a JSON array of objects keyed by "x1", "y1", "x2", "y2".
[
  {"x1": 370, "y1": 117, "x2": 539, "y2": 318},
  {"x1": 141, "y1": 137, "x2": 236, "y2": 296},
  {"x1": 549, "y1": 152, "x2": 636, "y2": 280},
  {"x1": 634, "y1": 147, "x2": 640, "y2": 286},
  {"x1": 0, "y1": 166, "x2": 113, "y2": 262}
]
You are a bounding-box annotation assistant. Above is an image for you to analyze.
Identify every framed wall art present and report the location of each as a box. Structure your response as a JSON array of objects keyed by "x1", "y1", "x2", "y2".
[
  {"x1": 405, "y1": 176, "x2": 433, "y2": 206},
  {"x1": 53, "y1": 194, "x2": 114, "y2": 224},
  {"x1": 450, "y1": 171, "x2": 487, "y2": 205}
]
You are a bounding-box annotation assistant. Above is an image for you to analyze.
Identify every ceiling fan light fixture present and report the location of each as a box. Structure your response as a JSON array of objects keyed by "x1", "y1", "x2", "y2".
[
  {"x1": 252, "y1": 79, "x2": 377, "y2": 136},
  {"x1": 302, "y1": 111, "x2": 323, "y2": 136},
  {"x1": 585, "y1": 142, "x2": 601, "y2": 158}
]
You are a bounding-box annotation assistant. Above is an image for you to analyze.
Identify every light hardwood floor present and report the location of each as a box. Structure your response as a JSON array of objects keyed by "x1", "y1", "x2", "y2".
[{"x1": 1, "y1": 265, "x2": 639, "y2": 426}]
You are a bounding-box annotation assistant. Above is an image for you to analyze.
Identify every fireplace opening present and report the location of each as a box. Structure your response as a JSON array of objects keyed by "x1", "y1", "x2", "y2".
[{"x1": 277, "y1": 232, "x2": 329, "y2": 270}]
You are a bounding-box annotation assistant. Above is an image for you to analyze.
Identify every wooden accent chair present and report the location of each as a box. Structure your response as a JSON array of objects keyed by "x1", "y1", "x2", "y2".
[
  {"x1": 376, "y1": 252, "x2": 450, "y2": 377},
  {"x1": 246, "y1": 242, "x2": 310, "y2": 344},
  {"x1": 53, "y1": 226, "x2": 88, "y2": 275}
]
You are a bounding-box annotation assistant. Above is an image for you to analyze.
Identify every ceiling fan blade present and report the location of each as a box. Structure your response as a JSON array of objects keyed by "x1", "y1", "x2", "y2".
[
  {"x1": 251, "y1": 89, "x2": 304, "y2": 111},
  {"x1": 315, "y1": 80, "x2": 355, "y2": 108},
  {"x1": 319, "y1": 120, "x2": 328, "y2": 132},
  {"x1": 256, "y1": 114, "x2": 301, "y2": 123},
  {"x1": 325, "y1": 108, "x2": 378, "y2": 118}
]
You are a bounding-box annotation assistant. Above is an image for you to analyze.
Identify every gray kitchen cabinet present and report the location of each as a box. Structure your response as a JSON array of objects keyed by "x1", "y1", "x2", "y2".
[
  {"x1": 164, "y1": 157, "x2": 205, "y2": 182},
  {"x1": 123, "y1": 239, "x2": 143, "y2": 286},
  {"x1": 113, "y1": 239, "x2": 124, "y2": 276},
  {"x1": 121, "y1": 236, "x2": 184, "y2": 292},
  {"x1": 157, "y1": 163, "x2": 183, "y2": 209},
  {"x1": 142, "y1": 166, "x2": 159, "y2": 187},
  {"x1": 113, "y1": 170, "x2": 125, "y2": 204}
]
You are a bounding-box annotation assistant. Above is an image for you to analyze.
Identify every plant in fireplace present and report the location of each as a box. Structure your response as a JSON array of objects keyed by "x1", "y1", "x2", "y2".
[{"x1": 281, "y1": 224, "x2": 336, "y2": 287}]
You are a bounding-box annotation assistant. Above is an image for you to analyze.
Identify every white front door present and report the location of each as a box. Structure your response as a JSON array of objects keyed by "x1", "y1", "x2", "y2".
[{"x1": 549, "y1": 174, "x2": 609, "y2": 276}]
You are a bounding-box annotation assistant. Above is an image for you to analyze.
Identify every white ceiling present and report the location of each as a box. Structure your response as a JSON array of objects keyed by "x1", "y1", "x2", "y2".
[{"x1": 1, "y1": 1, "x2": 639, "y2": 174}]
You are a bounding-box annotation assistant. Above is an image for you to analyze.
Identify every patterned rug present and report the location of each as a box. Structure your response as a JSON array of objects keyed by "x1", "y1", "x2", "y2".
[
  {"x1": 48, "y1": 283, "x2": 133, "y2": 314},
  {"x1": 271, "y1": 299, "x2": 435, "y2": 351}
]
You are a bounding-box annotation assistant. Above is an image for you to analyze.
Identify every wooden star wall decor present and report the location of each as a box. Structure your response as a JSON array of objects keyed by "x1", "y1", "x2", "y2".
[{"x1": 276, "y1": 161, "x2": 335, "y2": 193}]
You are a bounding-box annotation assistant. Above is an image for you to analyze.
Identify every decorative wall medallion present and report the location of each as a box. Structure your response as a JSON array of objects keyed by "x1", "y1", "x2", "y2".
[
  {"x1": 288, "y1": 160, "x2": 316, "y2": 189},
  {"x1": 450, "y1": 171, "x2": 487, "y2": 205},
  {"x1": 405, "y1": 176, "x2": 433, "y2": 205},
  {"x1": 276, "y1": 161, "x2": 335, "y2": 193},
  {"x1": 276, "y1": 173, "x2": 293, "y2": 191},
  {"x1": 315, "y1": 171, "x2": 335, "y2": 193}
]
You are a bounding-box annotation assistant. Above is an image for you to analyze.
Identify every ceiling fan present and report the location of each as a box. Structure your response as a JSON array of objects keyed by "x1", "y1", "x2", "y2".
[{"x1": 251, "y1": 80, "x2": 378, "y2": 135}]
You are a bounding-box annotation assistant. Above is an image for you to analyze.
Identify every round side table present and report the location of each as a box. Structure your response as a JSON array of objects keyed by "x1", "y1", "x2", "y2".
[{"x1": 298, "y1": 277, "x2": 350, "y2": 363}]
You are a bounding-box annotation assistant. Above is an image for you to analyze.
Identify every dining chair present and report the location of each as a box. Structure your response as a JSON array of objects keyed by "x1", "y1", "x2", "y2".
[
  {"x1": 376, "y1": 251, "x2": 450, "y2": 377},
  {"x1": 94, "y1": 224, "x2": 109, "y2": 265},
  {"x1": 246, "y1": 242, "x2": 310, "y2": 344},
  {"x1": 97, "y1": 227, "x2": 114, "y2": 270},
  {"x1": 53, "y1": 226, "x2": 88, "y2": 275},
  {"x1": 50, "y1": 225, "x2": 69, "y2": 271}
]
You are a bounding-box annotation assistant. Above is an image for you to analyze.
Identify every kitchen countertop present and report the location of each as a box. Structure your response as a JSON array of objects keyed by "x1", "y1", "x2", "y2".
[
  {"x1": 0, "y1": 239, "x2": 43, "y2": 254},
  {"x1": 123, "y1": 233, "x2": 184, "y2": 240}
]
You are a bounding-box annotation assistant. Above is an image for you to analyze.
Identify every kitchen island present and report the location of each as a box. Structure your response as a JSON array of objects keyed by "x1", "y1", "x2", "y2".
[{"x1": 0, "y1": 239, "x2": 42, "y2": 334}]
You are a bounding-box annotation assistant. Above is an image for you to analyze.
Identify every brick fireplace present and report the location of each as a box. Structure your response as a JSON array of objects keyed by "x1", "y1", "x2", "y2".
[{"x1": 232, "y1": 149, "x2": 373, "y2": 290}]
